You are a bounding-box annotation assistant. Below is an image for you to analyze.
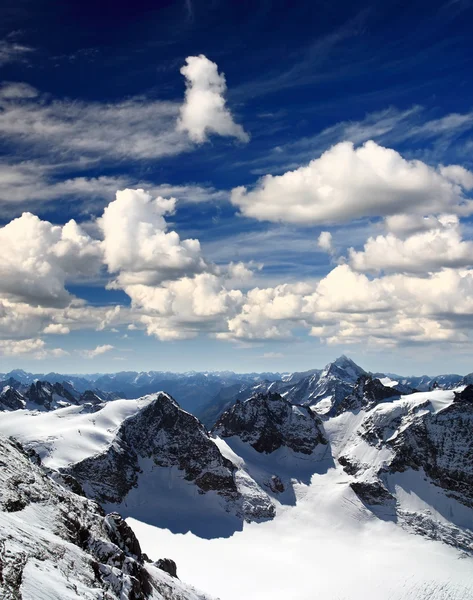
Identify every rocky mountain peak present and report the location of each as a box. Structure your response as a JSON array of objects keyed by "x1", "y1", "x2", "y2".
[
  {"x1": 322, "y1": 355, "x2": 366, "y2": 382},
  {"x1": 67, "y1": 393, "x2": 275, "y2": 525},
  {"x1": 212, "y1": 391, "x2": 328, "y2": 454}
]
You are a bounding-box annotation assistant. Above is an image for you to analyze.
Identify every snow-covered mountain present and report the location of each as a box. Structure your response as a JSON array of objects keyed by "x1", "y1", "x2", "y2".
[
  {"x1": 199, "y1": 355, "x2": 385, "y2": 424},
  {"x1": 0, "y1": 369, "x2": 283, "y2": 414},
  {"x1": 0, "y1": 435, "x2": 213, "y2": 600},
  {"x1": 66, "y1": 393, "x2": 275, "y2": 535},
  {"x1": 2, "y1": 361, "x2": 473, "y2": 599},
  {"x1": 0, "y1": 377, "x2": 117, "y2": 411}
]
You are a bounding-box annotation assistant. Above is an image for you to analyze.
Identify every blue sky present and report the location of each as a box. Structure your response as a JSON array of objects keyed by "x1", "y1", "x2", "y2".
[{"x1": 1, "y1": 0, "x2": 473, "y2": 375}]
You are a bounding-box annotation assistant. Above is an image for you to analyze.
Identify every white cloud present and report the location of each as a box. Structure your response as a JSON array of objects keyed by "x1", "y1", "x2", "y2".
[
  {"x1": 100, "y1": 188, "x2": 207, "y2": 286},
  {"x1": 43, "y1": 324, "x2": 70, "y2": 335},
  {"x1": 82, "y1": 344, "x2": 114, "y2": 358},
  {"x1": 317, "y1": 231, "x2": 333, "y2": 253},
  {"x1": 0, "y1": 338, "x2": 67, "y2": 358},
  {"x1": 231, "y1": 141, "x2": 473, "y2": 225},
  {"x1": 216, "y1": 263, "x2": 473, "y2": 347},
  {"x1": 349, "y1": 215, "x2": 473, "y2": 274},
  {"x1": 0, "y1": 92, "x2": 190, "y2": 162},
  {"x1": 261, "y1": 352, "x2": 284, "y2": 359},
  {"x1": 0, "y1": 212, "x2": 102, "y2": 307},
  {"x1": 440, "y1": 165, "x2": 473, "y2": 190},
  {"x1": 177, "y1": 54, "x2": 249, "y2": 144},
  {"x1": 384, "y1": 214, "x2": 445, "y2": 235},
  {"x1": 0, "y1": 82, "x2": 38, "y2": 99},
  {"x1": 0, "y1": 39, "x2": 33, "y2": 66}
]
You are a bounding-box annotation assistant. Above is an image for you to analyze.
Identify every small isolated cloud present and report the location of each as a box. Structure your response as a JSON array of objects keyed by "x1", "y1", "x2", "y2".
[
  {"x1": 43, "y1": 323, "x2": 70, "y2": 335},
  {"x1": 231, "y1": 141, "x2": 473, "y2": 225},
  {"x1": 177, "y1": 54, "x2": 249, "y2": 144},
  {"x1": 317, "y1": 231, "x2": 333, "y2": 253},
  {"x1": 0, "y1": 82, "x2": 38, "y2": 100},
  {"x1": 0, "y1": 39, "x2": 34, "y2": 66},
  {"x1": 82, "y1": 344, "x2": 114, "y2": 358},
  {"x1": 261, "y1": 352, "x2": 284, "y2": 359}
]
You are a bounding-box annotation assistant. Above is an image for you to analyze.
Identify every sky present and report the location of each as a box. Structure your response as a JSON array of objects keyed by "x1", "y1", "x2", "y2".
[{"x1": 1, "y1": 0, "x2": 473, "y2": 375}]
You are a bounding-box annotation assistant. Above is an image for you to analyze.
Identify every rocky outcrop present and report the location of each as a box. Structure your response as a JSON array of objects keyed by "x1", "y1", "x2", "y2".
[
  {"x1": 335, "y1": 375, "x2": 399, "y2": 416},
  {"x1": 349, "y1": 481, "x2": 395, "y2": 506},
  {"x1": 212, "y1": 392, "x2": 328, "y2": 454},
  {"x1": 26, "y1": 381, "x2": 78, "y2": 409},
  {"x1": 388, "y1": 400, "x2": 473, "y2": 507},
  {"x1": 0, "y1": 386, "x2": 24, "y2": 411},
  {"x1": 0, "y1": 435, "x2": 212, "y2": 600}
]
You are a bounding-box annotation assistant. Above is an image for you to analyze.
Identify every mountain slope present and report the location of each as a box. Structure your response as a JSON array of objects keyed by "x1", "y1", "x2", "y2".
[
  {"x1": 0, "y1": 436, "x2": 213, "y2": 600},
  {"x1": 65, "y1": 393, "x2": 275, "y2": 537}
]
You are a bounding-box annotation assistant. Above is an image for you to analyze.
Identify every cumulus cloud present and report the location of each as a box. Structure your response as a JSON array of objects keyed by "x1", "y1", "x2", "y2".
[
  {"x1": 82, "y1": 344, "x2": 114, "y2": 358},
  {"x1": 177, "y1": 54, "x2": 249, "y2": 143},
  {"x1": 100, "y1": 188, "x2": 207, "y2": 286},
  {"x1": 216, "y1": 263, "x2": 473, "y2": 347},
  {"x1": 43, "y1": 324, "x2": 70, "y2": 335},
  {"x1": 317, "y1": 231, "x2": 333, "y2": 253},
  {"x1": 349, "y1": 215, "x2": 473, "y2": 273},
  {"x1": 0, "y1": 338, "x2": 67, "y2": 358},
  {"x1": 231, "y1": 141, "x2": 473, "y2": 225},
  {"x1": 0, "y1": 212, "x2": 102, "y2": 307},
  {"x1": 440, "y1": 165, "x2": 473, "y2": 190}
]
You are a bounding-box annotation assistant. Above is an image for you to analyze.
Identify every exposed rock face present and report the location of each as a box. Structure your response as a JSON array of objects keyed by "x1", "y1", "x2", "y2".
[
  {"x1": 69, "y1": 393, "x2": 239, "y2": 503},
  {"x1": 0, "y1": 378, "x2": 116, "y2": 412},
  {"x1": 349, "y1": 481, "x2": 395, "y2": 506},
  {"x1": 67, "y1": 393, "x2": 275, "y2": 523},
  {"x1": 212, "y1": 392, "x2": 328, "y2": 454},
  {"x1": 155, "y1": 559, "x2": 178, "y2": 579},
  {"x1": 26, "y1": 381, "x2": 77, "y2": 409},
  {"x1": 199, "y1": 356, "x2": 369, "y2": 423},
  {"x1": 454, "y1": 384, "x2": 473, "y2": 403},
  {"x1": 335, "y1": 375, "x2": 399, "y2": 416},
  {"x1": 388, "y1": 400, "x2": 473, "y2": 507},
  {"x1": 0, "y1": 386, "x2": 24, "y2": 411},
  {"x1": 0, "y1": 435, "x2": 212, "y2": 600}
]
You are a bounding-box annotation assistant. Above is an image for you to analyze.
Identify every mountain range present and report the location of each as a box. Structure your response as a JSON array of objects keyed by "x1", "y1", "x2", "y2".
[{"x1": 1, "y1": 356, "x2": 473, "y2": 599}]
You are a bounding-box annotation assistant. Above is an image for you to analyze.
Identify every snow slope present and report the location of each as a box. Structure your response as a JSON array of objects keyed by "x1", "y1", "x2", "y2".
[
  {"x1": 0, "y1": 396, "x2": 155, "y2": 468},
  {"x1": 130, "y1": 466, "x2": 473, "y2": 600},
  {"x1": 129, "y1": 388, "x2": 473, "y2": 600}
]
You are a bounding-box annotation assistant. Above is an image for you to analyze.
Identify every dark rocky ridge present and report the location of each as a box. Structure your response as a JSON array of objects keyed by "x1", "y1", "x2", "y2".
[
  {"x1": 212, "y1": 391, "x2": 328, "y2": 454},
  {"x1": 387, "y1": 399, "x2": 473, "y2": 508},
  {"x1": 69, "y1": 393, "x2": 239, "y2": 503},
  {"x1": 0, "y1": 378, "x2": 115, "y2": 412},
  {"x1": 335, "y1": 375, "x2": 400, "y2": 416}
]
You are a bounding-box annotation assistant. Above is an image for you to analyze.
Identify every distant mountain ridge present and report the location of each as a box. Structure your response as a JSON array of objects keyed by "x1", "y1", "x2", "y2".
[{"x1": 1, "y1": 357, "x2": 471, "y2": 421}]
